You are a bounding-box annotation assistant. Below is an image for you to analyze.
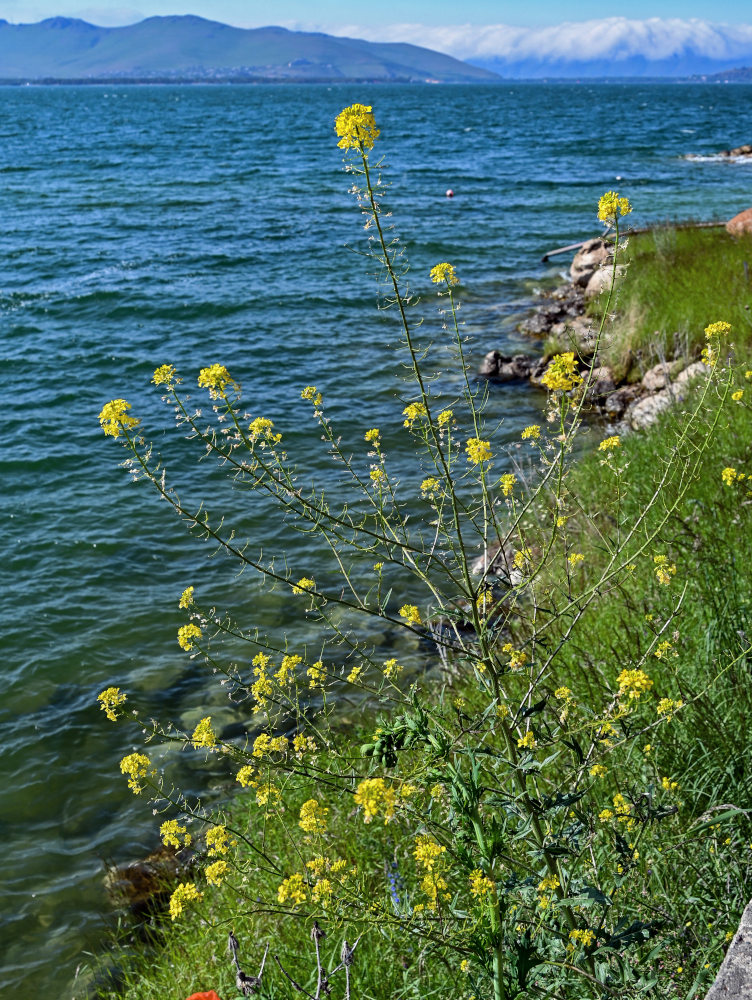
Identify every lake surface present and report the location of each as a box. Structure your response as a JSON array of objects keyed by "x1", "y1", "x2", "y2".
[{"x1": 3, "y1": 80, "x2": 752, "y2": 998}]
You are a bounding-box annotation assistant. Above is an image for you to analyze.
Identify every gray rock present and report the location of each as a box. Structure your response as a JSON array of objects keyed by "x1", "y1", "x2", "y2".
[
  {"x1": 570, "y1": 239, "x2": 610, "y2": 287},
  {"x1": 628, "y1": 384, "x2": 683, "y2": 430},
  {"x1": 603, "y1": 384, "x2": 642, "y2": 418},
  {"x1": 585, "y1": 365, "x2": 616, "y2": 400},
  {"x1": 479, "y1": 350, "x2": 503, "y2": 377},
  {"x1": 550, "y1": 314, "x2": 599, "y2": 355},
  {"x1": 676, "y1": 360, "x2": 709, "y2": 384},
  {"x1": 584, "y1": 267, "x2": 614, "y2": 299},
  {"x1": 705, "y1": 899, "x2": 752, "y2": 999},
  {"x1": 479, "y1": 352, "x2": 539, "y2": 381},
  {"x1": 641, "y1": 358, "x2": 687, "y2": 392}
]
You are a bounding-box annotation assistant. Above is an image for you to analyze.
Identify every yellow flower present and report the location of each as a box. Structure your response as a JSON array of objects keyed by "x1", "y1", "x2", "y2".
[
  {"x1": 197, "y1": 364, "x2": 235, "y2": 399},
  {"x1": 554, "y1": 686, "x2": 571, "y2": 700},
  {"x1": 469, "y1": 869, "x2": 494, "y2": 898},
  {"x1": 178, "y1": 586, "x2": 194, "y2": 609},
  {"x1": 119, "y1": 752, "x2": 151, "y2": 795},
  {"x1": 599, "y1": 809, "x2": 614, "y2": 822},
  {"x1": 465, "y1": 437, "x2": 492, "y2": 464},
  {"x1": 541, "y1": 352, "x2": 582, "y2": 392},
  {"x1": 722, "y1": 467, "x2": 738, "y2": 486},
  {"x1": 521, "y1": 424, "x2": 540, "y2": 440},
  {"x1": 160, "y1": 819, "x2": 191, "y2": 849},
  {"x1": 292, "y1": 577, "x2": 315, "y2": 595},
  {"x1": 399, "y1": 604, "x2": 422, "y2": 626},
  {"x1": 334, "y1": 103, "x2": 380, "y2": 151},
  {"x1": 656, "y1": 697, "x2": 683, "y2": 719},
  {"x1": 732, "y1": 390, "x2": 744, "y2": 402},
  {"x1": 569, "y1": 929, "x2": 596, "y2": 948},
  {"x1": 299, "y1": 798, "x2": 329, "y2": 835},
  {"x1": 661, "y1": 776, "x2": 680, "y2": 792},
  {"x1": 383, "y1": 658, "x2": 404, "y2": 680},
  {"x1": 568, "y1": 552, "x2": 584, "y2": 567},
  {"x1": 237, "y1": 765, "x2": 255, "y2": 787},
  {"x1": 177, "y1": 623, "x2": 202, "y2": 650},
  {"x1": 437, "y1": 408, "x2": 453, "y2": 426},
  {"x1": 275, "y1": 653, "x2": 301, "y2": 685},
  {"x1": 99, "y1": 398, "x2": 139, "y2": 438},
  {"x1": 414, "y1": 835, "x2": 447, "y2": 870},
  {"x1": 460, "y1": 959, "x2": 471, "y2": 974},
  {"x1": 597, "y1": 190, "x2": 632, "y2": 225},
  {"x1": 704, "y1": 321, "x2": 731, "y2": 339},
  {"x1": 617, "y1": 668, "x2": 653, "y2": 700},
  {"x1": 517, "y1": 731, "x2": 537, "y2": 750},
  {"x1": 589, "y1": 764, "x2": 607, "y2": 778},
  {"x1": 152, "y1": 364, "x2": 179, "y2": 386},
  {"x1": 370, "y1": 467, "x2": 386, "y2": 485},
  {"x1": 206, "y1": 860, "x2": 229, "y2": 886},
  {"x1": 347, "y1": 665, "x2": 363, "y2": 684},
  {"x1": 248, "y1": 416, "x2": 281, "y2": 444},
  {"x1": 502, "y1": 643, "x2": 528, "y2": 670},
  {"x1": 599, "y1": 435, "x2": 620, "y2": 451},
  {"x1": 97, "y1": 686, "x2": 126, "y2": 721},
  {"x1": 311, "y1": 878, "x2": 333, "y2": 906},
  {"x1": 538, "y1": 874, "x2": 560, "y2": 893},
  {"x1": 253, "y1": 733, "x2": 288, "y2": 757},
  {"x1": 653, "y1": 554, "x2": 676, "y2": 586},
  {"x1": 293, "y1": 733, "x2": 317, "y2": 758},
  {"x1": 365, "y1": 428, "x2": 381, "y2": 446},
  {"x1": 354, "y1": 777, "x2": 398, "y2": 824},
  {"x1": 420, "y1": 476, "x2": 441, "y2": 499},
  {"x1": 278, "y1": 872, "x2": 308, "y2": 906},
  {"x1": 301, "y1": 385, "x2": 323, "y2": 406},
  {"x1": 654, "y1": 640, "x2": 673, "y2": 659},
  {"x1": 206, "y1": 824, "x2": 231, "y2": 856},
  {"x1": 169, "y1": 881, "x2": 202, "y2": 920},
  {"x1": 307, "y1": 660, "x2": 326, "y2": 689},
  {"x1": 429, "y1": 262, "x2": 459, "y2": 285},
  {"x1": 191, "y1": 716, "x2": 217, "y2": 750},
  {"x1": 500, "y1": 473, "x2": 516, "y2": 496},
  {"x1": 403, "y1": 401, "x2": 427, "y2": 428}
]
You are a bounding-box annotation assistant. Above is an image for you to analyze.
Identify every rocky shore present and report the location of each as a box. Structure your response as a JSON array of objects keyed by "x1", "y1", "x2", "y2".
[{"x1": 479, "y1": 236, "x2": 709, "y2": 435}]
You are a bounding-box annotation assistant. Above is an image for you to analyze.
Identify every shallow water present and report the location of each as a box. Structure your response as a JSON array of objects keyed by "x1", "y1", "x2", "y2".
[{"x1": 3, "y1": 80, "x2": 752, "y2": 997}]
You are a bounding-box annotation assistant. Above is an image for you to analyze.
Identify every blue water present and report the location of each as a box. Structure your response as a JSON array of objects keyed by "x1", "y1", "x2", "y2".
[{"x1": 3, "y1": 81, "x2": 752, "y2": 998}]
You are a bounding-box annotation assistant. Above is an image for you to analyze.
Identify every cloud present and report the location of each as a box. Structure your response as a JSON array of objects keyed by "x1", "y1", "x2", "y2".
[
  {"x1": 72, "y1": 7, "x2": 144, "y2": 25},
  {"x1": 284, "y1": 17, "x2": 752, "y2": 66}
]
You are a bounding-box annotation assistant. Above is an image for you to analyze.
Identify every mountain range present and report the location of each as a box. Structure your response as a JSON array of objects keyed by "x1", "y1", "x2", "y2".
[{"x1": 0, "y1": 16, "x2": 498, "y2": 83}]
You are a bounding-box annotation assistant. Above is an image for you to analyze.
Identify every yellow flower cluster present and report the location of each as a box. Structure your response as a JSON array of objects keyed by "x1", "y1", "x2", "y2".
[
  {"x1": 617, "y1": 668, "x2": 653, "y2": 700},
  {"x1": 364, "y1": 428, "x2": 381, "y2": 446},
  {"x1": 518, "y1": 731, "x2": 537, "y2": 750},
  {"x1": 437, "y1": 408, "x2": 453, "y2": 426},
  {"x1": 399, "y1": 604, "x2": 422, "y2": 626},
  {"x1": 569, "y1": 928, "x2": 596, "y2": 948},
  {"x1": 178, "y1": 586, "x2": 194, "y2": 609},
  {"x1": 191, "y1": 716, "x2": 217, "y2": 751},
  {"x1": 307, "y1": 660, "x2": 326, "y2": 689},
  {"x1": 500, "y1": 473, "x2": 517, "y2": 496},
  {"x1": 657, "y1": 697, "x2": 683, "y2": 719},
  {"x1": 275, "y1": 653, "x2": 301, "y2": 686},
  {"x1": 292, "y1": 576, "x2": 315, "y2": 595},
  {"x1": 97, "y1": 686, "x2": 126, "y2": 721},
  {"x1": 177, "y1": 623, "x2": 202, "y2": 650},
  {"x1": 301, "y1": 385, "x2": 323, "y2": 406},
  {"x1": 169, "y1": 881, "x2": 203, "y2": 920},
  {"x1": 248, "y1": 416, "x2": 281, "y2": 444},
  {"x1": 662, "y1": 776, "x2": 680, "y2": 793},
  {"x1": 299, "y1": 798, "x2": 329, "y2": 834},
  {"x1": 383, "y1": 657, "x2": 403, "y2": 680},
  {"x1": 469, "y1": 869, "x2": 494, "y2": 898},
  {"x1": 293, "y1": 733, "x2": 317, "y2": 758},
  {"x1": 702, "y1": 321, "x2": 731, "y2": 368},
  {"x1": 354, "y1": 777, "x2": 398, "y2": 824},
  {"x1": 722, "y1": 466, "x2": 745, "y2": 486},
  {"x1": 502, "y1": 642, "x2": 528, "y2": 670},
  {"x1": 347, "y1": 665, "x2": 363, "y2": 683},
  {"x1": 206, "y1": 860, "x2": 229, "y2": 886},
  {"x1": 206, "y1": 824, "x2": 232, "y2": 856},
  {"x1": 370, "y1": 468, "x2": 386, "y2": 485},
  {"x1": 568, "y1": 552, "x2": 584, "y2": 567},
  {"x1": 251, "y1": 652, "x2": 273, "y2": 709},
  {"x1": 334, "y1": 103, "x2": 380, "y2": 151},
  {"x1": 597, "y1": 190, "x2": 632, "y2": 225},
  {"x1": 555, "y1": 686, "x2": 572, "y2": 700},
  {"x1": 599, "y1": 435, "x2": 620, "y2": 451},
  {"x1": 589, "y1": 764, "x2": 607, "y2": 778},
  {"x1": 541, "y1": 352, "x2": 582, "y2": 392},
  {"x1": 429, "y1": 262, "x2": 460, "y2": 285},
  {"x1": 465, "y1": 437, "x2": 492, "y2": 464},
  {"x1": 521, "y1": 424, "x2": 540, "y2": 440},
  {"x1": 537, "y1": 873, "x2": 560, "y2": 909},
  {"x1": 420, "y1": 476, "x2": 441, "y2": 499},
  {"x1": 120, "y1": 752, "x2": 151, "y2": 794},
  {"x1": 160, "y1": 819, "x2": 191, "y2": 849},
  {"x1": 99, "y1": 398, "x2": 139, "y2": 438},
  {"x1": 613, "y1": 793, "x2": 634, "y2": 828},
  {"x1": 653, "y1": 554, "x2": 677, "y2": 586},
  {"x1": 152, "y1": 363, "x2": 179, "y2": 387},
  {"x1": 252, "y1": 733, "x2": 288, "y2": 757},
  {"x1": 403, "y1": 401, "x2": 427, "y2": 428},
  {"x1": 197, "y1": 364, "x2": 235, "y2": 399},
  {"x1": 654, "y1": 640, "x2": 673, "y2": 659},
  {"x1": 277, "y1": 872, "x2": 307, "y2": 906},
  {"x1": 414, "y1": 835, "x2": 449, "y2": 910}
]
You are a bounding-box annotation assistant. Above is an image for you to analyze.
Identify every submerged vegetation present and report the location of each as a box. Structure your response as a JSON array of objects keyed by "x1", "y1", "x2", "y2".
[{"x1": 93, "y1": 106, "x2": 752, "y2": 1000}]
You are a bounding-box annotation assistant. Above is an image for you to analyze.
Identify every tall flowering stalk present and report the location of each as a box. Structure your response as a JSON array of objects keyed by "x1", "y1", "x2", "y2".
[{"x1": 95, "y1": 105, "x2": 745, "y2": 1000}]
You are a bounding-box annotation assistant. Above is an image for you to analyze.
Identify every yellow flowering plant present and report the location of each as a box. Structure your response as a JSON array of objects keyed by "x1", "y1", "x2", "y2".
[{"x1": 95, "y1": 104, "x2": 748, "y2": 1000}]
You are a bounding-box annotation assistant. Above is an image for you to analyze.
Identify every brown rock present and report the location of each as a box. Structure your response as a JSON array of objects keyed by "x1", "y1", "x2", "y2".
[
  {"x1": 603, "y1": 384, "x2": 641, "y2": 418},
  {"x1": 570, "y1": 239, "x2": 610, "y2": 287},
  {"x1": 726, "y1": 207, "x2": 752, "y2": 235},
  {"x1": 641, "y1": 358, "x2": 686, "y2": 392}
]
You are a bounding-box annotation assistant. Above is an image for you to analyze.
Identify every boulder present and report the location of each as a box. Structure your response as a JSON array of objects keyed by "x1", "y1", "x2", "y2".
[
  {"x1": 726, "y1": 207, "x2": 752, "y2": 235},
  {"x1": 478, "y1": 352, "x2": 539, "y2": 381},
  {"x1": 550, "y1": 314, "x2": 598, "y2": 355},
  {"x1": 570, "y1": 239, "x2": 610, "y2": 287},
  {"x1": 675, "y1": 360, "x2": 709, "y2": 384},
  {"x1": 603, "y1": 384, "x2": 641, "y2": 418},
  {"x1": 585, "y1": 366, "x2": 616, "y2": 400},
  {"x1": 479, "y1": 350, "x2": 503, "y2": 377},
  {"x1": 585, "y1": 267, "x2": 613, "y2": 299},
  {"x1": 628, "y1": 384, "x2": 683, "y2": 430},
  {"x1": 641, "y1": 358, "x2": 686, "y2": 392},
  {"x1": 705, "y1": 898, "x2": 752, "y2": 1000}
]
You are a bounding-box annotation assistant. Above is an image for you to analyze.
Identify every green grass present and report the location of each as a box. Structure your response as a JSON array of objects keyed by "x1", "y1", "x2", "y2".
[{"x1": 594, "y1": 225, "x2": 752, "y2": 380}]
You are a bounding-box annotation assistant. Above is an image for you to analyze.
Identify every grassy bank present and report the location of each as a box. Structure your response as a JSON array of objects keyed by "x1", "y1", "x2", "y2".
[
  {"x1": 594, "y1": 224, "x2": 752, "y2": 380},
  {"x1": 93, "y1": 227, "x2": 752, "y2": 1000}
]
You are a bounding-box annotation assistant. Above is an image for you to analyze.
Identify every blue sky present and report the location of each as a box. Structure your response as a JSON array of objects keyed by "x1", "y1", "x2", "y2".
[{"x1": 2, "y1": 1, "x2": 752, "y2": 28}]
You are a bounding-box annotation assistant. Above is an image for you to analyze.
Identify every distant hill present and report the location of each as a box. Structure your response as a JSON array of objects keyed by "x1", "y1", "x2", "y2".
[
  {"x1": 0, "y1": 16, "x2": 498, "y2": 83},
  {"x1": 700, "y1": 66, "x2": 752, "y2": 82}
]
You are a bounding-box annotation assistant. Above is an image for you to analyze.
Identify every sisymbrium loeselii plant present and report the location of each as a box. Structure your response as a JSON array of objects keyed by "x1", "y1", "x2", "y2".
[{"x1": 97, "y1": 105, "x2": 748, "y2": 1000}]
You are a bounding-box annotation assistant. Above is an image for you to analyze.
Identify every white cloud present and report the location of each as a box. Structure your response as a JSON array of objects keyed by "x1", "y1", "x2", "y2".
[{"x1": 280, "y1": 17, "x2": 752, "y2": 65}]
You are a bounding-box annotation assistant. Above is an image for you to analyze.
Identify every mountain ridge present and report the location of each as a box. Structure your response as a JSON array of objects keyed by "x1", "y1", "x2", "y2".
[{"x1": 0, "y1": 16, "x2": 499, "y2": 83}]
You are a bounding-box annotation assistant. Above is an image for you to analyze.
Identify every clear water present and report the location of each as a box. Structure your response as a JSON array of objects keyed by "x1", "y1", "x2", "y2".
[{"x1": 3, "y1": 81, "x2": 752, "y2": 998}]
